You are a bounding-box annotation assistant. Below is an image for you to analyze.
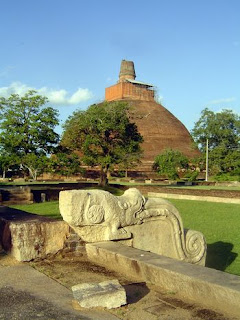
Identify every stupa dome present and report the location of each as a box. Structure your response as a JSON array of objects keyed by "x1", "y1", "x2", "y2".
[{"x1": 105, "y1": 60, "x2": 200, "y2": 172}]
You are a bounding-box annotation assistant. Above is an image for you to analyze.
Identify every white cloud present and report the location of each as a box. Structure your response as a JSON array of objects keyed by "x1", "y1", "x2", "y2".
[
  {"x1": 69, "y1": 88, "x2": 92, "y2": 104},
  {"x1": 0, "y1": 82, "x2": 31, "y2": 96},
  {"x1": 0, "y1": 81, "x2": 93, "y2": 106},
  {"x1": 206, "y1": 97, "x2": 236, "y2": 106}
]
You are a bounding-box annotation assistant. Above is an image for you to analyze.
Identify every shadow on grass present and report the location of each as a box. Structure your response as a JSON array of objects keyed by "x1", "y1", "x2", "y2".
[
  {"x1": 0, "y1": 206, "x2": 61, "y2": 221},
  {"x1": 206, "y1": 241, "x2": 238, "y2": 271}
]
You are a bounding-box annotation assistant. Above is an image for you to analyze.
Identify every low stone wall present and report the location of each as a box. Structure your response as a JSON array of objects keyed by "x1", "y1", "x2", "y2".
[
  {"x1": 0, "y1": 186, "x2": 33, "y2": 205},
  {"x1": 30, "y1": 183, "x2": 126, "y2": 203},
  {"x1": 86, "y1": 242, "x2": 240, "y2": 318},
  {"x1": 148, "y1": 192, "x2": 240, "y2": 204}
]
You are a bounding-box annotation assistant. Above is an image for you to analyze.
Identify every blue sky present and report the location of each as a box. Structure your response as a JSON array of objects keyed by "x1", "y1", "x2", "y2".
[{"x1": 0, "y1": 0, "x2": 239, "y2": 134}]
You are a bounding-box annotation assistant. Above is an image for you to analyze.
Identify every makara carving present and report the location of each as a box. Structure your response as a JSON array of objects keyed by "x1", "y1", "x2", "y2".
[{"x1": 59, "y1": 188, "x2": 206, "y2": 265}]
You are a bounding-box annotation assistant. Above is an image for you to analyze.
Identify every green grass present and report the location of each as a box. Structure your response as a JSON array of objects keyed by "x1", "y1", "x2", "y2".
[
  {"x1": 10, "y1": 201, "x2": 61, "y2": 219},
  {"x1": 169, "y1": 199, "x2": 240, "y2": 276},
  {"x1": 10, "y1": 195, "x2": 240, "y2": 276},
  {"x1": 10, "y1": 186, "x2": 123, "y2": 219}
]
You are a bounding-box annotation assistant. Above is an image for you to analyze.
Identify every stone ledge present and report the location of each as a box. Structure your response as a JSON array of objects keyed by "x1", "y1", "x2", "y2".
[
  {"x1": 148, "y1": 192, "x2": 240, "y2": 204},
  {"x1": 86, "y1": 242, "x2": 240, "y2": 318},
  {"x1": 0, "y1": 206, "x2": 70, "y2": 261}
]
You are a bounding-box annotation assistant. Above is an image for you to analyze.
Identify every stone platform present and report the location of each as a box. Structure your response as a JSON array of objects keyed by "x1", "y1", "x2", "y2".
[
  {"x1": 86, "y1": 241, "x2": 240, "y2": 318},
  {"x1": 0, "y1": 205, "x2": 69, "y2": 261}
]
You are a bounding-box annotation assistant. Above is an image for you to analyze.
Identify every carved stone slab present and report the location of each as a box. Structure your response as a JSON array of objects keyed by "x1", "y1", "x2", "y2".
[{"x1": 59, "y1": 188, "x2": 207, "y2": 265}]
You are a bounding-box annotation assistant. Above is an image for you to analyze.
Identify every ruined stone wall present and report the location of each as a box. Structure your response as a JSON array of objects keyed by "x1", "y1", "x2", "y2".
[{"x1": 105, "y1": 82, "x2": 154, "y2": 102}]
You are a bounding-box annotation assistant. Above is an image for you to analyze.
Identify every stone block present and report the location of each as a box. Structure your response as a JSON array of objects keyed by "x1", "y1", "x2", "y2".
[
  {"x1": 145, "y1": 179, "x2": 152, "y2": 184},
  {"x1": 2, "y1": 219, "x2": 70, "y2": 261},
  {"x1": 72, "y1": 279, "x2": 126, "y2": 309}
]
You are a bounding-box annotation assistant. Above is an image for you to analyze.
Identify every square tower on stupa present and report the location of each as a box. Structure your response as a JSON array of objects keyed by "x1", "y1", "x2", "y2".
[{"x1": 105, "y1": 60, "x2": 155, "y2": 102}]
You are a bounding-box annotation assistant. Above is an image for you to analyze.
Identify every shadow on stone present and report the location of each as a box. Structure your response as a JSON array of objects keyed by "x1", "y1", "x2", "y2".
[
  {"x1": 206, "y1": 241, "x2": 238, "y2": 271},
  {"x1": 123, "y1": 282, "x2": 150, "y2": 304}
]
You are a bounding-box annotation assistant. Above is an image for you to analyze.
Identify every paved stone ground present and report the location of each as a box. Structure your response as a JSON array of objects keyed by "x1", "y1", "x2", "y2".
[
  {"x1": 0, "y1": 262, "x2": 119, "y2": 320},
  {"x1": 0, "y1": 253, "x2": 236, "y2": 320},
  {"x1": 0, "y1": 286, "x2": 84, "y2": 320}
]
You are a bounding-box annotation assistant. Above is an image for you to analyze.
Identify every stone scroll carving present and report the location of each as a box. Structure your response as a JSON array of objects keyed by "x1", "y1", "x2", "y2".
[{"x1": 59, "y1": 188, "x2": 207, "y2": 265}]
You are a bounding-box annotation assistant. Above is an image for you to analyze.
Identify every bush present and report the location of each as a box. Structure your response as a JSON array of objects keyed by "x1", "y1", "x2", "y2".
[
  {"x1": 153, "y1": 149, "x2": 189, "y2": 180},
  {"x1": 184, "y1": 170, "x2": 199, "y2": 182},
  {"x1": 213, "y1": 173, "x2": 240, "y2": 182}
]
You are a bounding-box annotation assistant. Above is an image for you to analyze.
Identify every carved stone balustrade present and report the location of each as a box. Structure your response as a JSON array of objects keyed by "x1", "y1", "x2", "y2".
[{"x1": 59, "y1": 188, "x2": 206, "y2": 265}]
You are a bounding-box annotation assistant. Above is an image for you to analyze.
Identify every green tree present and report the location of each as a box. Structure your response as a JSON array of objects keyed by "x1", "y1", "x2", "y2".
[
  {"x1": 62, "y1": 101, "x2": 143, "y2": 186},
  {"x1": 0, "y1": 151, "x2": 19, "y2": 179},
  {"x1": 22, "y1": 153, "x2": 48, "y2": 180},
  {"x1": 153, "y1": 149, "x2": 189, "y2": 180},
  {"x1": 191, "y1": 108, "x2": 240, "y2": 175},
  {"x1": 117, "y1": 151, "x2": 143, "y2": 178},
  {"x1": 0, "y1": 90, "x2": 59, "y2": 179},
  {"x1": 48, "y1": 151, "x2": 83, "y2": 177}
]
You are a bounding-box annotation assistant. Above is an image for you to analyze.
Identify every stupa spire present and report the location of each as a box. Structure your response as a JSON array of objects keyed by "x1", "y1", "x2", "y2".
[{"x1": 119, "y1": 60, "x2": 136, "y2": 82}]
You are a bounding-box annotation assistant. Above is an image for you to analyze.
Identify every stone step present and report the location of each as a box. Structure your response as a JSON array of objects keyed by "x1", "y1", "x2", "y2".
[
  {"x1": 86, "y1": 242, "x2": 240, "y2": 319},
  {"x1": 2, "y1": 200, "x2": 33, "y2": 205}
]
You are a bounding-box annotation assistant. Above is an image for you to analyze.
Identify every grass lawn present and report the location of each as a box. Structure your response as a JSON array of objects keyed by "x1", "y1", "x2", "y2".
[
  {"x1": 10, "y1": 197, "x2": 240, "y2": 276},
  {"x1": 169, "y1": 199, "x2": 240, "y2": 276},
  {"x1": 10, "y1": 186, "x2": 124, "y2": 219},
  {"x1": 10, "y1": 201, "x2": 61, "y2": 219}
]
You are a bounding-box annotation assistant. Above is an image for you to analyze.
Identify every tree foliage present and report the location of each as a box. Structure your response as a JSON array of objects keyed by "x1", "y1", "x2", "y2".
[
  {"x1": 0, "y1": 90, "x2": 59, "y2": 179},
  {"x1": 0, "y1": 151, "x2": 19, "y2": 179},
  {"x1": 48, "y1": 150, "x2": 83, "y2": 177},
  {"x1": 153, "y1": 149, "x2": 189, "y2": 180},
  {"x1": 117, "y1": 151, "x2": 143, "y2": 178},
  {"x1": 22, "y1": 153, "x2": 48, "y2": 180},
  {"x1": 62, "y1": 101, "x2": 143, "y2": 186},
  {"x1": 191, "y1": 108, "x2": 240, "y2": 175}
]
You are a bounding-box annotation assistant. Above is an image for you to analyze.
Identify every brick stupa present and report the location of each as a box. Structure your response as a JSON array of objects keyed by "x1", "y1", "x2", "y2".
[{"x1": 105, "y1": 60, "x2": 200, "y2": 174}]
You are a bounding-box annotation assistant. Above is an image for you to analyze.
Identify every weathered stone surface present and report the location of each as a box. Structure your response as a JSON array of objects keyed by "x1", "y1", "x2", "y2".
[
  {"x1": 60, "y1": 188, "x2": 146, "y2": 242},
  {"x1": 72, "y1": 279, "x2": 126, "y2": 309},
  {"x1": 0, "y1": 186, "x2": 33, "y2": 205},
  {"x1": 59, "y1": 188, "x2": 206, "y2": 265},
  {"x1": 2, "y1": 220, "x2": 69, "y2": 261},
  {"x1": 86, "y1": 242, "x2": 240, "y2": 318},
  {"x1": 120, "y1": 221, "x2": 206, "y2": 265}
]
